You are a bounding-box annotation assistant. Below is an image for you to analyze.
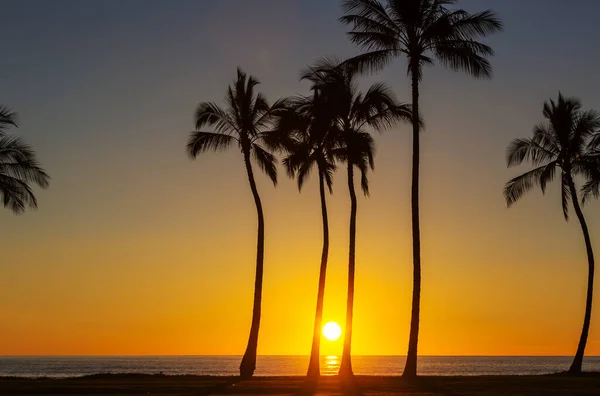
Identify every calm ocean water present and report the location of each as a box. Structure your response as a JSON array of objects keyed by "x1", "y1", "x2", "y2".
[{"x1": 1, "y1": 356, "x2": 599, "y2": 378}]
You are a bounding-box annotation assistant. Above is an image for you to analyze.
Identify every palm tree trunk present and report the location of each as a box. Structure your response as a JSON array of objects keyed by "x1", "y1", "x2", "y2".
[
  {"x1": 339, "y1": 163, "x2": 357, "y2": 377},
  {"x1": 403, "y1": 68, "x2": 421, "y2": 378},
  {"x1": 239, "y1": 148, "x2": 265, "y2": 379},
  {"x1": 307, "y1": 171, "x2": 330, "y2": 378},
  {"x1": 567, "y1": 176, "x2": 595, "y2": 374}
]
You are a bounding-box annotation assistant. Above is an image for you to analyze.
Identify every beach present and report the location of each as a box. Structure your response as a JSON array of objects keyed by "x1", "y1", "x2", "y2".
[{"x1": 2, "y1": 374, "x2": 600, "y2": 395}]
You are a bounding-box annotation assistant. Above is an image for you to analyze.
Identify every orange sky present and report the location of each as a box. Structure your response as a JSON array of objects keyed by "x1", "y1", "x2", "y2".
[
  {"x1": 1, "y1": 0, "x2": 600, "y2": 357},
  {"x1": 2, "y1": 152, "x2": 599, "y2": 356}
]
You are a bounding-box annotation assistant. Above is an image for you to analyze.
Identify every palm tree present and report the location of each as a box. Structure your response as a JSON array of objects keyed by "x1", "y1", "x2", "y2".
[
  {"x1": 339, "y1": 0, "x2": 503, "y2": 376},
  {"x1": 186, "y1": 68, "x2": 287, "y2": 378},
  {"x1": 303, "y1": 59, "x2": 412, "y2": 377},
  {"x1": 274, "y1": 93, "x2": 337, "y2": 378},
  {"x1": 504, "y1": 93, "x2": 600, "y2": 374},
  {"x1": 0, "y1": 107, "x2": 50, "y2": 214}
]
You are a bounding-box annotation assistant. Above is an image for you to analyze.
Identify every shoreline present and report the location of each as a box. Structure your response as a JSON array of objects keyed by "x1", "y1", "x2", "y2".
[{"x1": 2, "y1": 373, "x2": 600, "y2": 395}]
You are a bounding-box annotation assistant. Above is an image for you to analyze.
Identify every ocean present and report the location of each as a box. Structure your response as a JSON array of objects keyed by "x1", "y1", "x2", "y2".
[{"x1": 1, "y1": 356, "x2": 599, "y2": 378}]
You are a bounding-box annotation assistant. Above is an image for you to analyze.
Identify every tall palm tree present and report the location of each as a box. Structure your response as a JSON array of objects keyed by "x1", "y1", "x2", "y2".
[
  {"x1": 0, "y1": 107, "x2": 50, "y2": 214},
  {"x1": 304, "y1": 59, "x2": 412, "y2": 377},
  {"x1": 274, "y1": 93, "x2": 337, "y2": 378},
  {"x1": 339, "y1": 0, "x2": 503, "y2": 376},
  {"x1": 504, "y1": 93, "x2": 600, "y2": 374},
  {"x1": 186, "y1": 68, "x2": 287, "y2": 378}
]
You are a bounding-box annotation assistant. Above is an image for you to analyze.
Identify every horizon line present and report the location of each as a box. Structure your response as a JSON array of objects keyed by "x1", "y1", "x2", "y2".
[{"x1": 2, "y1": 354, "x2": 599, "y2": 358}]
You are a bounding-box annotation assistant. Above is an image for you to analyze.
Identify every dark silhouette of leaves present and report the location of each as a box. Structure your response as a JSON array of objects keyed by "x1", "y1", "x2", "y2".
[{"x1": 0, "y1": 131, "x2": 50, "y2": 214}]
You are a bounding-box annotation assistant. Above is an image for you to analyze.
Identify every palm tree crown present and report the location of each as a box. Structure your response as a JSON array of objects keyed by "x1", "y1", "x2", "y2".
[
  {"x1": 187, "y1": 68, "x2": 288, "y2": 183},
  {"x1": 504, "y1": 93, "x2": 600, "y2": 217},
  {"x1": 303, "y1": 59, "x2": 412, "y2": 190},
  {"x1": 276, "y1": 94, "x2": 337, "y2": 192},
  {"x1": 0, "y1": 106, "x2": 50, "y2": 214},
  {"x1": 340, "y1": 0, "x2": 503, "y2": 78}
]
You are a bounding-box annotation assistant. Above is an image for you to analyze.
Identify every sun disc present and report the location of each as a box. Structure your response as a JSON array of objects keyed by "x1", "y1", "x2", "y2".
[{"x1": 322, "y1": 321, "x2": 342, "y2": 341}]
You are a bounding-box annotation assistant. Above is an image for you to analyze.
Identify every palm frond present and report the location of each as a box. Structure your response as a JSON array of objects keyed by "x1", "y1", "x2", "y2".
[
  {"x1": 255, "y1": 97, "x2": 293, "y2": 137},
  {"x1": 433, "y1": 39, "x2": 494, "y2": 79},
  {"x1": 531, "y1": 124, "x2": 560, "y2": 155},
  {"x1": 186, "y1": 132, "x2": 237, "y2": 158},
  {"x1": 295, "y1": 159, "x2": 315, "y2": 191},
  {"x1": 506, "y1": 138, "x2": 557, "y2": 167},
  {"x1": 582, "y1": 177, "x2": 600, "y2": 204},
  {"x1": 539, "y1": 161, "x2": 557, "y2": 193},
  {"x1": 341, "y1": 14, "x2": 400, "y2": 44},
  {"x1": 504, "y1": 163, "x2": 554, "y2": 207},
  {"x1": 446, "y1": 9, "x2": 503, "y2": 38},
  {"x1": 572, "y1": 109, "x2": 600, "y2": 153},
  {"x1": 0, "y1": 135, "x2": 50, "y2": 215},
  {"x1": 0, "y1": 174, "x2": 38, "y2": 214},
  {"x1": 282, "y1": 144, "x2": 312, "y2": 178},
  {"x1": 341, "y1": 49, "x2": 397, "y2": 76},
  {"x1": 252, "y1": 144, "x2": 278, "y2": 185},
  {"x1": 578, "y1": 153, "x2": 600, "y2": 204},
  {"x1": 0, "y1": 106, "x2": 17, "y2": 134},
  {"x1": 195, "y1": 102, "x2": 238, "y2": 134},
  {"x1": 341, "y1": 0, "x2": 400, "y2": 35},
  {"x1": 0, "y1": 136, "x2": 50, "y2": 189},
  {"x1": 346, "y1": 30, "x2": 400, "y2": 52},
  {"x1": 357, "y1": 161, "x2": 370, "y2": 196},
  {"x1": 252, "y1": 92, "x2": 270, "y2": 125}
]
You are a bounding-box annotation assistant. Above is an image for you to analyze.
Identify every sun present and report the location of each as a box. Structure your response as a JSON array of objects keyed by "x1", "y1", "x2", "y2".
[{"x1": 322, "y1": 321, "x2": 342, "y2": 341}]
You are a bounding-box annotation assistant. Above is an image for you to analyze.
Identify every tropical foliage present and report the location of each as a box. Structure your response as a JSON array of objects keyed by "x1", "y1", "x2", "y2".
[{"x1": 0, "y1": 106, "x2": 50, "y2": 214}]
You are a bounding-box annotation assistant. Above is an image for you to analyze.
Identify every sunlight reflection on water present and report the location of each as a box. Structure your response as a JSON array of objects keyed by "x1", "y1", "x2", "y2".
[{"x1": 322, "y1": 355, "x2": 340, "y2": 376}]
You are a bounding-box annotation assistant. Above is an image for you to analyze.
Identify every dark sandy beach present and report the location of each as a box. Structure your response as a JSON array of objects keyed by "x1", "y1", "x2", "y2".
[{"x1": 2, "y1": 373, "x2": 600, "y2": 395}]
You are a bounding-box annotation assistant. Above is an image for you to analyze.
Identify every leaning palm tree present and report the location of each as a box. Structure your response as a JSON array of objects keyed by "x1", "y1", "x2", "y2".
[
  {"x1": 0, "y1": 107, "x2": 50, "y2": 214},
  {"x1": 186, "y1": 68, "x2": 287, "y2": 378},
  {"x1": 504, "y1": 93, "x2": 600, "y2": 374},
  {"x1": 339, "y1": 0, "x2": 503, "y2": 376},
  {"x1": 275, "y1": 93, "x2": 338, "y2": 378},
  {"x1": 304, "y1": 59, "x2": 412, "y2": 377}
]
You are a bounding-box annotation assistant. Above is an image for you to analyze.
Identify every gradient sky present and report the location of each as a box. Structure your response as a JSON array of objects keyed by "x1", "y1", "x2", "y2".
[{"x1": 2, "y1": 0, "x2": 600, "y2": 356}]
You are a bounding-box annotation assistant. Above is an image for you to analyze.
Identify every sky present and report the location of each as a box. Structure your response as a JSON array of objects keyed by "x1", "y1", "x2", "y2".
[{"x1": 2, "y1": 0, "x2": 600, "y2": 357}]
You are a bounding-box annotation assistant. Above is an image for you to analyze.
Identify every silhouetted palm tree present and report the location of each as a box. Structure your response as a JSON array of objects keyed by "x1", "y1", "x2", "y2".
[
  {"x1": 504, "y1": 93, "x2": 600, "y2": 374},
  {"x1": 275, "y1": 93, "x2": 337, "y2": 378},
  {"x1": 0, "y1": 107, "x2": 50, "y2": 214},
  {"x1": 186, "y1": 68, "x2": 287, "y2": 378},
  {"x1": 340, "y1": 0, "x2": 503, "y2": 376},
  {"x1": 303, "y1": 59, "x2": 412, "y2": 377}
]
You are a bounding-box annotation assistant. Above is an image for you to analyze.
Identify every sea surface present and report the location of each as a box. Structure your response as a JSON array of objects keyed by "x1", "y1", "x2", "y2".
[{"x1": 1, "y1": 356, "x2": 599, "y2": 378}]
